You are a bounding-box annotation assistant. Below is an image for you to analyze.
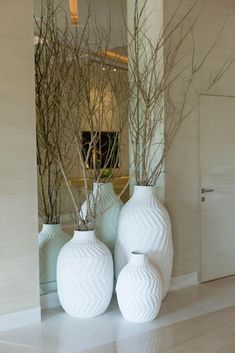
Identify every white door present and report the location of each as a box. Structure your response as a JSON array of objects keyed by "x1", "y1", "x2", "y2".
[{"x1": 200, "y1": 94, "x2": 235, "y2": 282}]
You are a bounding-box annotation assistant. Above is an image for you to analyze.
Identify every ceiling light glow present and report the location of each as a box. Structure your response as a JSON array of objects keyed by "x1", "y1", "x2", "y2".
[{"x1": 69, "y1": 0, "x2": 79, "y2": 25}]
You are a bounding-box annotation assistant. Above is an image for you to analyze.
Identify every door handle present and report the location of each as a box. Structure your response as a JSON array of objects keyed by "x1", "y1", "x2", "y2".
[{"x1": 201, "y1": 188, "x2": 214, "y2": 193}]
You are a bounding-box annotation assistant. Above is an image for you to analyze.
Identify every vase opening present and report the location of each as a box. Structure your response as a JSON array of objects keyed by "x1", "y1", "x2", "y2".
[
  {"x1": 73, "y1": 230, "x2": 96, "y2": 244},
  {"x1": 132, "y1": 185, "x2": 156, "y2": 200},
  {"x1": 42, "y1": 223, "x2": 62, "y2": 231},
  {"x1": 129, "y1": 251, "x2": 147, "y2": 267},
  {"x1": 93, "y1": 182, "x2": 114, "y2": 193},
  {"x1": 44, "y1": 223, "x2": 60, "y2": 225}
]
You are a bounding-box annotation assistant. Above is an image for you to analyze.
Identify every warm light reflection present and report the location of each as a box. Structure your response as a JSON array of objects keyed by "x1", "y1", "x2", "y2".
[
  {"x1": 97, "y1": 50, "x2": 128, "y2": 64},
  {"x1": 69, "y1": 0, "x2": 79, "y2": 25}
]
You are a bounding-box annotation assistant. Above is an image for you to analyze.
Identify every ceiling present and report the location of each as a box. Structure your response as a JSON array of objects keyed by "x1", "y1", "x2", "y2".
[{"x1": 33, "y1": 0, "x2": 127, "y2": 49}]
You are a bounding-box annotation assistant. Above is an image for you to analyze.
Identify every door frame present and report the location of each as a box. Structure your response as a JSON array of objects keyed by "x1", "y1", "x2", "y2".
[{"x1": 199, "y1": 93, "x2": 235, "y2": 283}]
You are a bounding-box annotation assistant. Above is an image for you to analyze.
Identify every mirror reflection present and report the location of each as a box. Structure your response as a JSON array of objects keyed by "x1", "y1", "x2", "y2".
[{"x1": 34, "y1": 0, "x2": 128, "y2": 295}]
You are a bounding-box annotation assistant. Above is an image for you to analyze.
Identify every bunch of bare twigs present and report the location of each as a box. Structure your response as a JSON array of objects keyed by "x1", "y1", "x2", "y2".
[
  {"x1": 128, "y1": 0, "x2": 234, "y2": 186},
  {"x1": 35, "y1": 0, "x2": 128, "y2": 230},
  {"x1": 35, "y1": 0, "x2": 74, "y2": 224}
]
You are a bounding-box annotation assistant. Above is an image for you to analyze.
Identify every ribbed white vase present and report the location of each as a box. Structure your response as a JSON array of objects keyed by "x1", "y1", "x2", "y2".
[
  {"x1": 114, "y1": 185, "x2": 173, "y2": 299},
  {"x1": 57, "y1": 230, "x2": 113, "y2": 318},
  {"x1": 39, "y1": 223, "x2": 70, "y2": 289},
  {"x1": 116, "y1": 252, "x2": 162, "y2": 322},
  {"x1": 81, "y1": 182, "x2": 123, "y2": 253}
]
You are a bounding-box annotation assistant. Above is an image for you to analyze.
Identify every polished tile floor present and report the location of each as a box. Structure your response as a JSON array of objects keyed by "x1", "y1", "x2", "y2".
[{"x1": 1, "y1": 276, "x2": 235, "y2": 353}]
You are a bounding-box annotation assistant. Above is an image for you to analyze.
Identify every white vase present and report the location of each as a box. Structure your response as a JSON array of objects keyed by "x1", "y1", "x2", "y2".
[
  {"x1": 39, "y1": 223, "x2": 70, "y2": 290},
  {"x1": 81, "y1": 182, "x2": 123, "y2": 253},
  {"x1": 116, "y1": 252, "x2": 162, "y2": 322},
  {"x1": 57, "y1": 230, "x2": 113, "y2": 318},
  {"x1": 114, "y1": 185, "x2": 173, "y2": 299}
]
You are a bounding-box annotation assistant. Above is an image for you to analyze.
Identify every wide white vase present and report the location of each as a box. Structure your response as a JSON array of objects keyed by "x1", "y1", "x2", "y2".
[
  {"x1": 116, "y1": 252, "x2": 162, "y2": 322},
  {"x1": 81, "y1": 182, "x2": 123, "y2": 253},
  {"x1": 114, "y1": 185, "x2": 173, "y2": 299},
  {"x1": 57, "y1": 230, "x2": 113, "y2": 318},
  {"x1": 39, "y1": 223, "x2": 70, "y2": 290}
]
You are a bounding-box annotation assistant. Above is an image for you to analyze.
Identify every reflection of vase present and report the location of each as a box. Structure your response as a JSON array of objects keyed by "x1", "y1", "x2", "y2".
[
  {"x1": 116, "y1": 329, "x2": 163, "y2": 353},
  {"x1": 39, "y1": 223, "x2": 70, "y2": 290},
  {"x1": 114, "y1": 185, "x2": 173, "y2": 299},
  {"x1": 82, "y1": 182, "x2": 123, "y2": 253},
  {"x1": 116, "y1": 252, "x2": 162, "y2": 322},
  {"x1": 57, "y1": 230, "x2": 113, "y2": 318}
]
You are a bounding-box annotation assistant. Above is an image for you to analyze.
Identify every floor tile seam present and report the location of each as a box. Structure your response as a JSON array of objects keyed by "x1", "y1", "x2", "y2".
[
  {"x1": 160, "y1": 345, "x2": 200, "y2": 353},
  {"x1": 196, "y1": 302, "x2": 235, "y2": 316},
  {"x1": 0, "y1": 339, "x2": 53, "y2": 353}
]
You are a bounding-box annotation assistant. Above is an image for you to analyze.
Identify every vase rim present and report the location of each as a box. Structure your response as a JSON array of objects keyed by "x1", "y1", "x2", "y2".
[
  {"x1": 73, "y1": 229, "x2": 96, "y2": 243},
  {"x1": 93, "y1": 182, "x2": 115, "y2": 194},
  {"x1": 93, "y1": 181, "x2": 113, "y2": 186},
  {"x1": 134, "y1": 185, "x2": 154, "y2": 188},
  {"x1": 133, "y1": 185, "x2": 155, "y2": 193},
  {"x1": 74, "y1": 229, "x2": 95, "y2": 233},
  {"x1": 129, "y1": 251, "x2": 147, "y2": 267},
  {"x1": 42, "y1": 223, "x2": 61, "y2": 227}
]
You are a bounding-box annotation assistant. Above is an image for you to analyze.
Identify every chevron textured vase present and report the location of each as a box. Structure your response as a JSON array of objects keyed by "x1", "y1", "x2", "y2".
[
  {"x1": 57, "y1": 230, "x2": 113, "y2": 318},
  {"x1": 39, "y1": 223, "x2": 70, "y2": 292},
  {"x1": 114, "y1": 185, "x2": 173, "y2": 299},
  {"x1": 81, "y1": 182, "x2": 123, "y2": 254},
  {"x1": 116, "y1": 252, "x2": 162, "y2": 322}
]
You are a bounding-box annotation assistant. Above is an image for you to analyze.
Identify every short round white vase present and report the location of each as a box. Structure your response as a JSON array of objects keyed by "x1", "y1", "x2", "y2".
[
  {"x1": 39, "y1": 223, "x2": 70, "y2": 290},
  {"x1": 116, "y1": 252, "x2": 162, "y2": 322},
  {"x1": 81, "y1": 182, "x2": 123, "y2": 253},
  {"x1": 57, "y1": 230, "x2": 113, "y2": 318},
  {"x1": 114, "y1": 185, "x2": 173, "y2": 299}
]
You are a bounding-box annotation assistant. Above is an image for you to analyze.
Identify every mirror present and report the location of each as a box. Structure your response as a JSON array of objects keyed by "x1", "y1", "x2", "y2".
[{"x1": 34, "y1": 0, "x2": 128, "y2": 295}]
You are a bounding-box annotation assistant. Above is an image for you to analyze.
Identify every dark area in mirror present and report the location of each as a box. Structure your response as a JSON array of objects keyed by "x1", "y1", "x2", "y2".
[{"x1": 82, "y1": 131, "x2": 120, "y2": 169}]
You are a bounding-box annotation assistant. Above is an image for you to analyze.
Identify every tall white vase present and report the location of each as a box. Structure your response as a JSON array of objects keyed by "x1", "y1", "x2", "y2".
[
  {"x1": 39, "y1": 223, "x2": 70, "y2": 291},
  {"x1": 57, "y1": 230, "x2": 113, "y2": 318},
  {"x1": 116, "y1": 252, "x2": 162, "y2": 322},
  {"x1": 114, "y1": 185, "x2": 173, "y2": 299},
  {"x1": 81, "y1": 182, "x2": 123, "y2": 253}
]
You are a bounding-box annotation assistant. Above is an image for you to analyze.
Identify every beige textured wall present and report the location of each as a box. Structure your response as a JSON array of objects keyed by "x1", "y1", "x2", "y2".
[
  {"x1": 0, "y1": 1, "x2": 40, "y2": 314},
  {"x1": 164, "y1": 0, "x2": 235, "y2": 278}
]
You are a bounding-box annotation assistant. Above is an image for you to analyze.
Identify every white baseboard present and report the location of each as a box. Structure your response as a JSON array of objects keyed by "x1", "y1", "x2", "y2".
[
  {"x1": 0, "y1": 307, "x2": 41, "y2": 332},
  {"x1": 169, "y1": 272, "x2": 198, "y2": 291},
  {"x1": 40, "y1": 292, "x2": 60, "y2": 310}
]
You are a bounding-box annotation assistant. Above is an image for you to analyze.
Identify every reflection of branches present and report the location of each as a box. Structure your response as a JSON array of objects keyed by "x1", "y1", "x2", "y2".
[
  {"x1": 128, "y1": 0, "x2": 235, "y2": 186},
  {"x1": 77, "y1": 60, "x2": 128, "y2": 182},
  {"x1": 61, "y1": 59, "x2": 128, "y2": 229},
  {"x1": 35, "y1": 0, "x2": 73, "y2": 224},
  {"x1": 37, "y1": 1, "x2": 128, "y2": 230}
]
